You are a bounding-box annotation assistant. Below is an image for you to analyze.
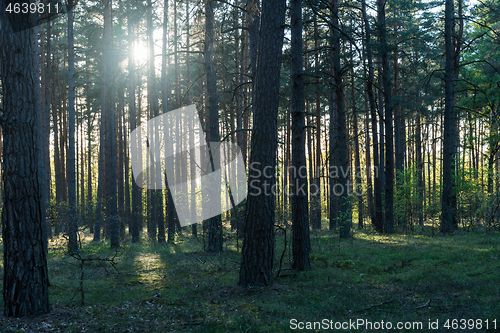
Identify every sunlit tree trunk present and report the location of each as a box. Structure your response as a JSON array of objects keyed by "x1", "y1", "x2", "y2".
[
  {"x1": 42, "y1": 22, "x2": 52, "y2": 240},
  {"x1": 128, "y1": 0, "x2": 140, "y2": 243},
  {"x1": 161, "y1": 0, "x2": 170, "y2": 244},
  {"x1": 351, "y1": 49, "x2": 363, "y2": 229}
]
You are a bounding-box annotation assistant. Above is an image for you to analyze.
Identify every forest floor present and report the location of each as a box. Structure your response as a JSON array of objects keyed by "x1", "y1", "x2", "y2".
[{"x1": 0, "y1": 222, "x2": 499, "y2": 332}]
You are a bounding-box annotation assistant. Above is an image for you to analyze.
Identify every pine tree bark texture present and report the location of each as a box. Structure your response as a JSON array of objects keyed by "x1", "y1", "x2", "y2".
[
  {"x1": 239, "y1": 0, "x2": 286, "y2": 287},
  {"x1": 0, "y1": 6, "x2": 50, "y2": 317}
]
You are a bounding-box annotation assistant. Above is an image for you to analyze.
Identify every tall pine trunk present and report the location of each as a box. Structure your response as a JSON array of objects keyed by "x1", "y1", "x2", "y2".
[
  {"x1": 378, "y1": 0, "x2": 394, "y2": 234},
  {"x1": 205, "y1": 0, "x2": 223, "y2": 252},
  {"x1": 128, "y1": 0, "x2": 140, "y2": 242},
  {"x1": 361, "y1": 0, "x2": 383, "y2": 232},
  {"x1": 239, "y1": 0, "x2": 286, "y2": 287},
  {"x1": 0, "y1": 9, "x2": 50, "y2": 317},
  {"x1": 67, "y1": 0, "x2": 78, "y2": 254},
  {"x1": 441, "y1": 0, "x2": 457, "y2": 233},
  {"x1": 290, "y1": 0, "x2": 311, "y2": 271},
  {"x1": 103, "y1": 0, "x2": 120, "y2": 247},
  {"x1": 332, "y1": 0, "x2": 351, "y2": 238}
]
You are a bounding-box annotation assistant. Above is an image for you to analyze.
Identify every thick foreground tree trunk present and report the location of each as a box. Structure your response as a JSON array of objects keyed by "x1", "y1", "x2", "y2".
[
  {"x1": 0, "y1": 7, "x2": 50, "y2": 317},
  {"x1": 239, "y1": 0, "x2": 286, "y2": 287}
]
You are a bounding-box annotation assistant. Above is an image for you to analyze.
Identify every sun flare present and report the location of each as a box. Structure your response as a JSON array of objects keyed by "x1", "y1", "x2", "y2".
[{"x1": 133, "y1": 42, "x2": 149, "y2": 64}]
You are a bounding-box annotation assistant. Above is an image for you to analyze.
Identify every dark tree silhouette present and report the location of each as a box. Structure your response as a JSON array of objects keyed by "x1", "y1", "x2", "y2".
[
  {"x1": 290, "y1": 0, "x2": 311, "y2": 271},
  {"x1": 239, "y1": 0, "x2": 287, "y2": 287},
  {"x1": 0, "y1": 7, "x2": 50, "y2": 317}
]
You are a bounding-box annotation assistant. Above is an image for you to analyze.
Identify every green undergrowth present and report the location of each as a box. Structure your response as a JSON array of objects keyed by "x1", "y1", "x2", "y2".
[{"x1": 1, "y1": 225, "x2": 499, "y2": 332}]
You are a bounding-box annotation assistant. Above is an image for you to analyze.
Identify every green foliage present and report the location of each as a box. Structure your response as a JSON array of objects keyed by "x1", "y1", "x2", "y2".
[
  {"x1": 454, "y1": 166, "x2": 486, "y2": 229},
  {"x1": 394, "y1": 165, "x2": 423, "y2": 229}
]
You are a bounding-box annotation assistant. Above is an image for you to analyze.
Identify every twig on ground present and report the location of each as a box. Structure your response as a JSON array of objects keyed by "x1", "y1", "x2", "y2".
[{"x1": 415, "y1": 299, "x2": 431, "y2": 309}]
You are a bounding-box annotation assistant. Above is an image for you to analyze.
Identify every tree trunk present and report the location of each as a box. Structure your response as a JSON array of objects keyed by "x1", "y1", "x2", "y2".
[
  {"x1": 159, "y1": 0, "x2": 170, "y2": 244},
  {"x1": 311, "y1": 14, "x2": 322, "y2": 230},
  {"x1": 127, "y1": 0, "x2": 140, "y2": 243},
  {"x1": 290, "y1": 0, "x2": 311, "y2": 271},
  {"x1": 394, "y1": 32, "x2": 404, "y2": 228},
  {"x1": 67, "y1": 0, "x2": 78, "y2": 254},
  {"x1": 247, "y1": 0, "x2": 260, "y2": 98},
  {"x1": 205, "y1": 0, "x2": 223, "y2": 252},
  {"x1": 416, "y1": 115, "x2": 424, "y2": 228},
  {"x1": 239, "y1": 0, "x2": 286, "y2": 287},
  {"x1": 187, "y1": 1, "x2": 198, "y2": 238},
  {"x1": 52, "y1": 50, "x2": 63, "y2": 226},
  {"x1": 351, "y1": 50, "x2": 363, "y2": 229},
  {"x1": 42, "y1": 22, "x2": 52, "y2": 240},
  {"x1": 378, "y1": 0, "x2": 394, "y2": 234},
  {"x1": 332, "y1": 0, "x2": 351, "y2": 238},
  {"x1": 103, "y1": 0, "x2": 120, "y2": 247},
  {"x1": 0, "y1": 9, "x2": 50, "y2": 317},
  {"x1": 361, "y1": 0, "x2": 383, "y2": 232},
  {"x1": 86, "y1": 61, "x2": 93, "y2": 234},
  {"x1": 117, "y1": 90, "x2": 125, "y2": 239},
  {"x1": 441, "y1": 0, "x2": 457, "y2": 233}
]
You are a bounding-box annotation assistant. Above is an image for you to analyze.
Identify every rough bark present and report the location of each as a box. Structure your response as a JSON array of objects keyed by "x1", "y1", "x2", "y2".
[
  {"x1": 239, "y1": 0, "x2": 286, "y2": 287},
  {"x1": 0, "y1": 6, "x2": 50, "y2": 316}
]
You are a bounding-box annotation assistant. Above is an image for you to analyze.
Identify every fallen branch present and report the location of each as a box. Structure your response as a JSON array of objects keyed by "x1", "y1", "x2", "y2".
[{"x1": 68, "y1": 249, "x2": 121, "y2": 306}]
